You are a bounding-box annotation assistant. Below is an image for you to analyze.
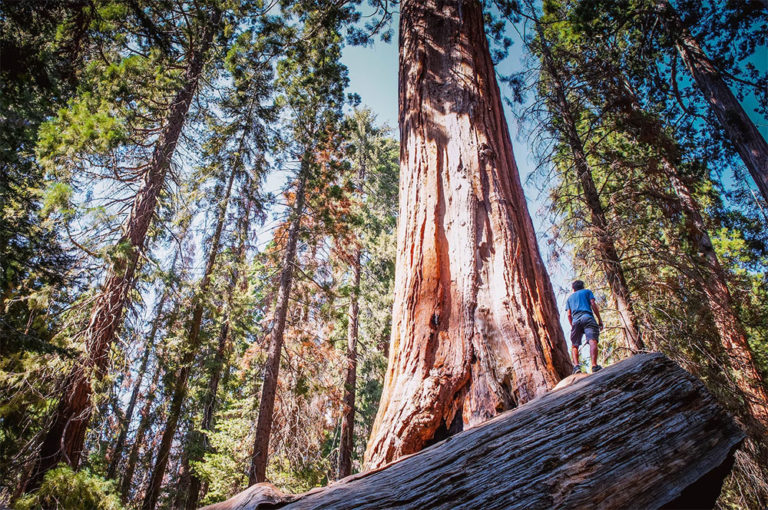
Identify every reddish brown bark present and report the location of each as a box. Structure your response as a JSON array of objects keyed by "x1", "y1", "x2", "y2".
[
  {"x1": 337, "y1": 246, "x2": 361, "y2": 479},
  {"x1": 120, "y1": 358, "x2": 161, "y2": 502},
  {"x1": 655, "y1": 0, "x2": 768, "y2": 202},
  {"x1": 661, "y1": 156, "x2": 768, "y2": 431},
  {"x1": 142, "y1": 137, "x2": 235, "y2": 510},
  {"x1": 616, "y1": 81, "x2": 768, "y2": 431},
  {"x1": 248, "y1": 170, "x2": 307, "y2": 485},
  {"x1": 363, "y1": 0, "x2": 572, "y2": 469},
  {"x1": 534, "y1": 19, "x2": 644, "y2": 353},
  {"x1": 107, "y1": 293, "x2": 166, "y2": 480},
  {"x1": 27, "y1": 14, "x2": 218, "y2": 489}
]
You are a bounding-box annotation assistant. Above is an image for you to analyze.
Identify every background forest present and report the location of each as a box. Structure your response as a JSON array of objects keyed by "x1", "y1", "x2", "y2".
[{"x1": 0, "y1": 0, "x2": 766, "y2": 509}]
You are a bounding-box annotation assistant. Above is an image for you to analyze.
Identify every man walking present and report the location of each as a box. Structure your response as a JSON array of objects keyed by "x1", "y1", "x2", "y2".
[{"x1": 566, "y1": 280, "x2": 604, "y2": 374}]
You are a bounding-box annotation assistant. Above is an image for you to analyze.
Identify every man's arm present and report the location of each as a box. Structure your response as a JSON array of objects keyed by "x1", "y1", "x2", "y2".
[
  {"x1": 567, "y1": 309, "x2": 573, "y2": 327},
  {"x1": 590, "y1": 299, "x2": 604, "y2": 330}
]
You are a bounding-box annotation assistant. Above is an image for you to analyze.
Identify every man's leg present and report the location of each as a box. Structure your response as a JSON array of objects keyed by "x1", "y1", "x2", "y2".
[
  {"x1": 589, "y1": 339, "x2": 598, "y2": 368},
  {"x1": 570, "y1": 321, "x2": 585, "y2": 373}
]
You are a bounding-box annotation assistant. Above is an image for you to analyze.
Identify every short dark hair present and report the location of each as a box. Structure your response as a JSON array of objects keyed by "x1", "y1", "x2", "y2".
[{"x1": 572, "y1": 280, "x2": 585, "y2": 291}]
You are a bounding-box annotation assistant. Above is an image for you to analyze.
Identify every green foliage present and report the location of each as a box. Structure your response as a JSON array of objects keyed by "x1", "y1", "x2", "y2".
[
  {"x1": 522, "y1": 0, "x2": 768, "y2": 505},
  {"x1": 193, "y1": 400, "x2": 253, "y2": 505},
  {"x1": 14, "y1": 464, "x2": 122, "y2": 510}
]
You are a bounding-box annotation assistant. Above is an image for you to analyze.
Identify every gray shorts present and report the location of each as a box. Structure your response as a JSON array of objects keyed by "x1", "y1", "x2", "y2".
[{"x1": 571, "y1": 315, "x2": 599, "y2": 347}]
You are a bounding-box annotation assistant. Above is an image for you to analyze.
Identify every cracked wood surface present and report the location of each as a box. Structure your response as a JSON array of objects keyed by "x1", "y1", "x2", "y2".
[{"x1": 203, "y1": 353, "x2": 744, "y2": 510}]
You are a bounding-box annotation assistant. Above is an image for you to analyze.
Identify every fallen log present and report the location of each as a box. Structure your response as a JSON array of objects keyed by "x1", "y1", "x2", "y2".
[{"x1": 203, "y1": 353, "x2": 744, "y2": 509}]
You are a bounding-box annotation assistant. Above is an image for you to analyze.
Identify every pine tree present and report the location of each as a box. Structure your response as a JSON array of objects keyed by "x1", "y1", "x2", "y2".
[
  {"x1": 28, "y1": 3, "x2": 224, "y2": 489},
  {"x1": 247, "y1": 0, "x2": 351, "y2": 485},
  {"x1": 528, "y1": 8, "x2": 644, "y2": 353}
]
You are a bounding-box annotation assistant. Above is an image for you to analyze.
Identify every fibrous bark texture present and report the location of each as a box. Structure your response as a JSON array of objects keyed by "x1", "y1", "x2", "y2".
[
  {"x1": 203, "y1": 353, "x2": 744, "y2": 510},
  {"x1": 364, "y1": 0, "x2": 572, "y2": 469}
]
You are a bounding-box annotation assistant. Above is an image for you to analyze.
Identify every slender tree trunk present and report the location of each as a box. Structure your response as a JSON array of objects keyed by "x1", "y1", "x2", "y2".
[
  {"x1": 120, "y1": 359, "x2": 161, "y2": 502},
  {"x1": 173, "y1": 436, "x2": 192, "y2": 510},
  {"x1": 27, "y1": 11, "x2": 219, "y2": 491},
  {"x1": 364, "y1": 0, "x2": 572, "y2": 470},
  {"x1": 185, "y1": 320, "x2": 230, "y2": 510},
  {"x1": 337, "y1": 150, "x2": 367, "y2": 480},
  {"x1": 106, "y1": 294, "x2": 166, "y2": 479},
  {"x1": 142, "y1": 138, "x2": 235, "y2": 510},
  {"x1": 655, "y1": 0, "x2": 768, "y2": 202},
  {"x1": 616, "y1": 79, "x2": 768, "y2": 431},
  {"x1": 534, "y1": 18, "x2": 644, "y2": 353},
  {"x1": 337, "y1": 247, "x2": 361, "y2": 479},
  {"x1": 189, "y1": 188, "x2": 252, "y2": 507},
  {"x1": 662, "y1": 158, "x2": 768, "y2": 429},
  {"x1": 248, "y1": 169, "x2": 308, "y2": 485}
]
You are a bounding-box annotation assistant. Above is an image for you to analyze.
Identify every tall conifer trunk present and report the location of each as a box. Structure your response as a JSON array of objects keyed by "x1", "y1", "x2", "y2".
[
  {"x1": 120, "y1": 359, "x2": 161, "y2": 502},
  {"x1": 655, "y1": 0, "x2": 768, "y2": 202},
  {"x1": 185, "y1": 319, "x2": 231, "y2": 509},
  {"x1": 534, "y1": 19, "x2": 644, "y2": 353},
  {"x1": 187, "y1": 193, "x2": 252, "y2": 507},
  {"x1": 617, "y1": 83, "x2": 768, "y2": 431},
  {"x1": 106, "y1": 328, "x2": 153, "y2": 479},
  {"x1": 337, "y1": 151, "x2": 367, "y2": 480},
  {"x1": 27, "y1": 11, "x2": 219, "y2": 490},
  {"x1": 364, "y1": 0, "x2": 571, "y2": 469},
  {"x1": 107, "y1": 291, "x2": 168, "y2": 480},
  {"x1": 337, "y1": 247, "x2": 361, "y2": 479},
  {"x1": 142, "y1": 148, "x2": 235, "y2": 510},
  {"x1": 663, "y1": 159, "x2": 768, "y2": 430},
  {"x1": 248, "y1": 168, "x2": 308, "y2": 485}
]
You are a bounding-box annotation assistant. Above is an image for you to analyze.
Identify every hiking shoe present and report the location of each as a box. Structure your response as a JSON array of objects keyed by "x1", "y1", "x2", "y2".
[
  {"x1": 572, "y1": 365, "x2": 582, "y2": 375},
  {"x1": 591, "y1": 365, "x2": 602, "y2": 373}
]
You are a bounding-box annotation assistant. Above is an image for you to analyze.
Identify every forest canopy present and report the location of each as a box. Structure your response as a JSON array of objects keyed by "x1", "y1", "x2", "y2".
[{"x1": 0, "y1": 0, "x2": 766, "y2": 508}]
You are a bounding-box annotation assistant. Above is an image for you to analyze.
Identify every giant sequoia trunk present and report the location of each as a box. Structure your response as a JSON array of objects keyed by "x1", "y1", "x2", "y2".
[
  {"x1": 27, "y1": 13, "x2": 219, "y2": 489},
  {"x1": 142, "y1": 150, "x2": 236, "y2": 510},
  {"x1": 248, "y1": 169, "x2": 308, "y2": 484},
  {"x1": 655, "y1": 0, "x2": 768, "y2": 202},
  {"x1": 364, "y1": 0, "x2": 572, "y2": 469},
  {"x1": 204, "y1": 354, "x2": 745, "y2": 510},
  {"x1": 535, "y1": 19, "x2": 643, "y2": 353}
]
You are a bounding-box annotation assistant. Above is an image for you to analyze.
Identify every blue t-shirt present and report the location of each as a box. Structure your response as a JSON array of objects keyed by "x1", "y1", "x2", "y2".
[{"x1": 566, "y1": 289, "x2": 595, "y2": 319}]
